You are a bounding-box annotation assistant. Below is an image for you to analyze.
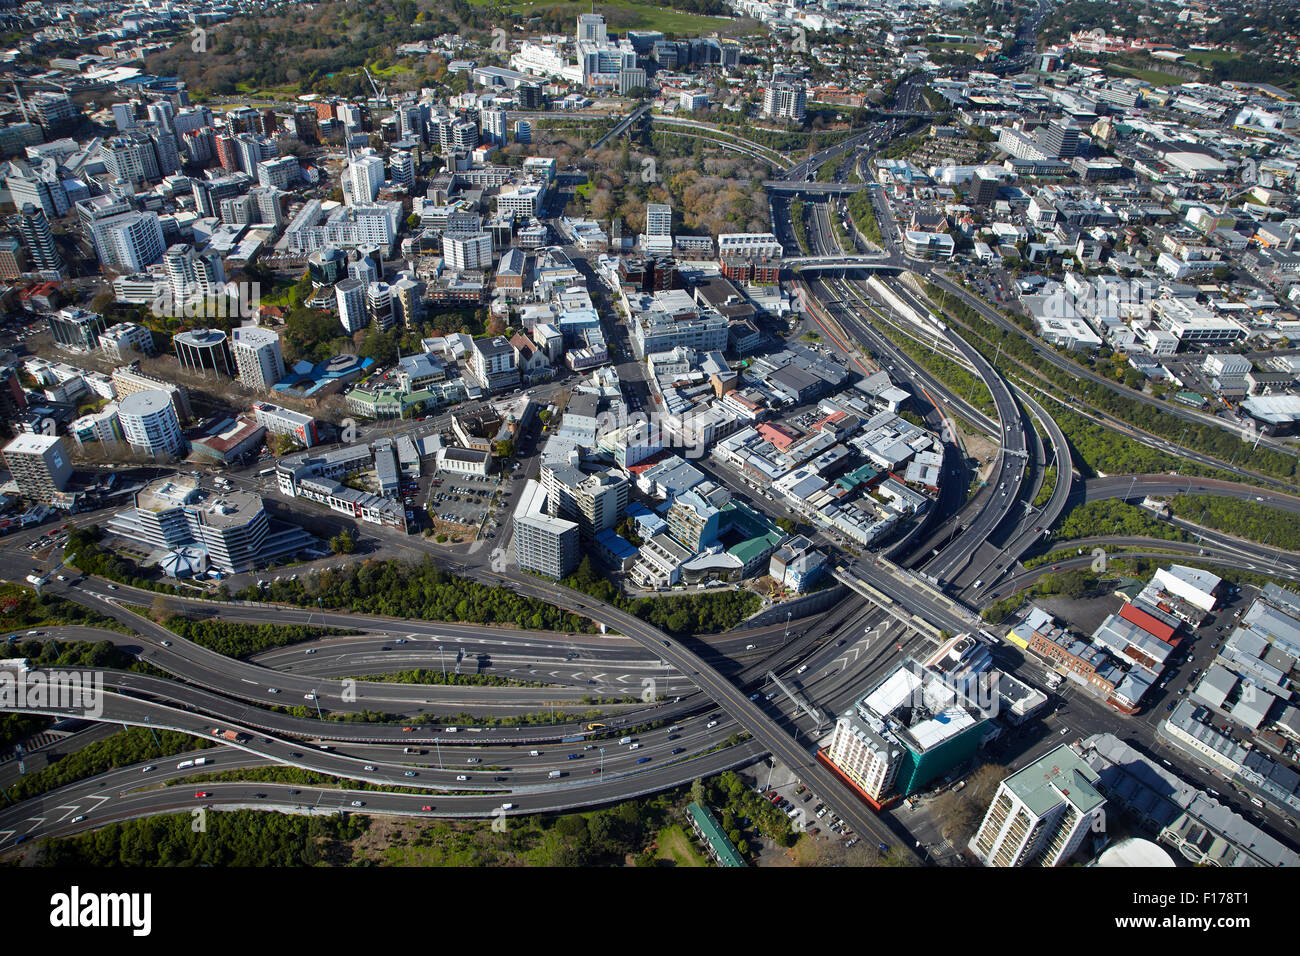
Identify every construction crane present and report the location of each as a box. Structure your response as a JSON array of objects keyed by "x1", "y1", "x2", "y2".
[{"x1": 361, "y1": 66, "x2": 390, "y2": 109}]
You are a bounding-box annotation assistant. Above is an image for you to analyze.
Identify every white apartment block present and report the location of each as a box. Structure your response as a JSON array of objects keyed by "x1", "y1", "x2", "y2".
[{"x1": 969, "y1": 745, "x2": 1106, "y2": 867}]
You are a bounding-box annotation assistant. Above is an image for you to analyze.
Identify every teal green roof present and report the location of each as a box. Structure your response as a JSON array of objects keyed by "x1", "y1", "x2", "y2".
[
  {"x1": 686, "y1": 802, "x2": 746, "y2": 867},
  {"x1": 1003, "y1": 744, "x2": 1104, "y2": 817}
]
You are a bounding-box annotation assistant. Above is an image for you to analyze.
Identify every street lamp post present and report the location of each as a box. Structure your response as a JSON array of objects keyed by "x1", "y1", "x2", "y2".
[
  {"x1": 599, "y1": 747, "x2": 605, "y2": 781},
  {"x1": 311, "y1": 691, "x2": 324, "y2": 720},
  {"x1": 439, "y1": 645, "x2": 446, "y2": 680},
  {"x1": 434, "y1": 737, "x2": 442, "y2": 770}
]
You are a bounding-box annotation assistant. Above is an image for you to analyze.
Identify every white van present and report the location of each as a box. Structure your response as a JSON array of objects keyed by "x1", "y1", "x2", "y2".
[
  {"x1": 529, "y1": 750, "x2": 540, "y2": 757},
  {"x1": 619, "y1": 736, "x2": 633, "y2": 745}
]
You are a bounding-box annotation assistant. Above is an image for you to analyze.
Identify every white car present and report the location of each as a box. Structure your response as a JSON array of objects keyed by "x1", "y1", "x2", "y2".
[
  {"x1": 456, "y1": 774, "x2": 468, "y2": 781},
  {"x1": 303, "y1": 693, "x2": 316, "y2": 700},
  {"x1": 350, "y1": 801, "x2": 364, "y2": 807}
]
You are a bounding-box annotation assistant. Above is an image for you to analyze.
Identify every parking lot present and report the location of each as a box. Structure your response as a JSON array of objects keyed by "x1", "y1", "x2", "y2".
[{"x1": 424, "y1": 472, "x2": 504, "y2": 541}]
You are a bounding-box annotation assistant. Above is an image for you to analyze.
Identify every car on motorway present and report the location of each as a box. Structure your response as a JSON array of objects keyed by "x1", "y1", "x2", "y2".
[
  {"x1": 404, "y1": 771, "x2": 416, "y2": 777},
  {"x1": 456, "y1": 774, "x2": 468, "y2": 781},
  {"x1": 267, "y1": 687, "x2": 279, "y2": 694},
  {"x1": 671, "y1": 747, "x2": 685, "y2": 755},
  {"x1": 567, "y1": 753, "x2": 580, "y2": 759},
  {"x1": 303, "y1": 693, "x2": 316, "y2": 700},
  {"x1": 636, "y1": 756, "x2": 651, "y2": 764},
  {"x1": 421, "y1": 805, "x2": 433, "y2": 811},
  {"x1": 350, "y1": 801, "x2": 364, "y2": 807},
  {"x1": 194, "y1": 792, "x2": 209, "y2": 798},
  {"x1": 363, "y1": 765, "x2": 376, "y2": 771},
  {"x1": 142, "y1": 765, "x2": 154, "y2": 772}
]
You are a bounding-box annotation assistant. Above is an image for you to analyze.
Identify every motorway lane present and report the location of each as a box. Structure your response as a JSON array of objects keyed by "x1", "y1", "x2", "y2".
[
  {"x1": 0, "y1": 735, "x2": 768, "y2": 849},
  {"x1": 1083, "y1": 474, "x2": 1300, "y2": 513}
]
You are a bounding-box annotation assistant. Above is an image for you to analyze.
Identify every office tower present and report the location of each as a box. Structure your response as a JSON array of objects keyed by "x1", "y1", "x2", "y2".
[
  {"x1": 111, "y1": 364, "x2": 192, "y2": 422},
  {"x1": 970, "y1": 745, "x2": 1106, "y2": 867},
  {"x1": 575, "y1": 470, "x2": 629, "y2": 536},
  {"x1": 291, "y1": 105, "x2": 319, "y2": 143},
  {"x1": 172, "y1": 106, "x2": 213, "y2": 137},
  {"x1": 1041, "y1": 120, "x2": 1080, "y2": 159},
  {"x1": 763, "y1": 82, "x2": 807, "y2": 121},
  {"x1": 0, "y1": 366, "x2": 28, "y2": 421},
  {"x1": 388, "y1": 150, "x2": 414, "y2": 190},
  {"x1": 482, "y1": 107, "x2": 507, "y2": 146},
  {"x1": 90, "y1": 211, "x2": 165, "y2": 273},
  {"x1": 163, "y1": 243, "x2": 224, "y2": 306},
  {"x1": 118, "y1": 388, "x2": 185, "y2": 457},
  {"x1": 439, "y1": 118, "x2": 478, "y2": 153},
  {"x1": 173, "y1": 328, "x2": 235, "y2": 377},
  {"x1": 231, "y1": 326, "x2": 286, "y2": 390},
  {"x1": 234, "y1": 133, "x2": 276, "y2": 175},
  {"x1": 347, "y1": 151, "x2": 385, "y2": 205},
  {"x1": 191, "y1": 172, "x2": 252, "y2": 218},
  {"x1": 112, "y1": 102, "x2": 137, "y2": 131},
  {"x1": 180, "y1": 127, "x2": 214, "y2": 164},
  {"x1": 147, "y1": 99, "x2": 175, "y2": 133},
  {"x1": 366, "y1": 281, "x2": 394, "y2": 331},
  {"x1": 9, "y1": 175, "x2": 69, "y2": 220},
  {"x1": 215, "y1": 133, "x2": 239, "y2": 171},
  {"x1": 0, "y1": 234, "x2": 26, "y2": 279},
  {"x1": 514, "y1": 120, "x2": 532, "y2": 144},
  {"x1": 517, "y1": 84, "x2": 543, "y2": 110},
  {"x1": 256, "y1": 156, "x2": 299, "y2": 189},
  {"x1": 30, "y1": 92, "x2": 77, "y2": 132},
  {"x1": 308, "y1": 247, "x2": 347, "y2": 286},
  {"x1": 47, "y1": 307, "x2": 106, "y2": 351},
  {"x1": 973, "y1": 170, "x2": 1000, "y2": 205},
  {"x1": 441, "y1": 231, "x2": 493, "y2": 271},
  {"x1": 18, "y1": 203, "x2": 63, "y2": 274},
  {"x1": 576, "y1": 12, "x2": 607, "y2": 43},
  {"x1": 144, "y1": 121, "x2": 181, "y2": 177},
  {"x1": 2, "y1": 433, "x2": 72, "y2": 502},
  {"x1": 645, "y1": 203, "x2": 672, "y2": 237},
  {"x1": 515, "y1": 479, "x2": 579, "y2": 579},
  {"x1": 336, "y1": 278, "x2": 368, "y2": 334},
  {"x1": 103, "y1": 132, "x2": 161, "y2": 185}
]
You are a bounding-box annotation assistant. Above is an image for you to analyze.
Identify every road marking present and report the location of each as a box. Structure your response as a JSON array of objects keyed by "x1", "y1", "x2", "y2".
[
  {"x1": 54, "y1": 805, "x2": 80, "y2": 821},
  {"x1": 21, "y1": 817, "x2": 44, "y2": 832}
]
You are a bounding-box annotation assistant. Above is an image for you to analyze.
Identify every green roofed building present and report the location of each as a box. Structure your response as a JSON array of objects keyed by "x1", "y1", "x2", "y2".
[
  {"x1": 686, "y1": 802, "x2": 746, "y2": 867},
  {"x1": 969, "y1": 744, "x2": 1106, "y2": 867}
]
